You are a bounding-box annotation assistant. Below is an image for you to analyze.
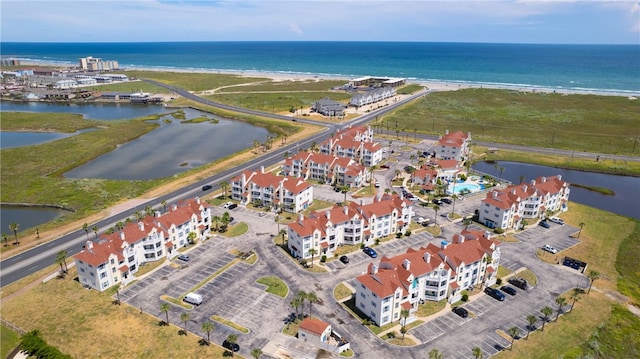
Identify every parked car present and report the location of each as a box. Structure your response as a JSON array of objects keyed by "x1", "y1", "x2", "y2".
[
  {"x1": 339, "y1": 255, "x2": 349, "y2": 264},
  {"x1": 549, "y1": 217, "x2": 565, "y2": 225},
  {"x1": 375, "y1": 181, "x2": 381, "y2": 188},
  {"x1": 201, "y1": 185, "x2": 212, "y2": 191},
  {"x1": 452, "y1": 306, "x2": 469, "y2": 318},
  {"x1": 363, "y1": 247, "x2": 378, "y2": 258},
  {"x1": 500, "y1": 286, "x2": 517, "y2": 296},
  {"x1": 258, "y1": 211, "x2": 266, "y2": 217},
  {"x1": 222, "y1": 340, "x2": 240, "y2": 352},
  {"x1": 542, "y1": 244, "x2": 558, "y2": 254},
  {"x1": 538, "y1": 220, "x2": 550, "y2": 228},
  {"x1": 508, "y1": 277, "x2": 529, "y2": 290},
  {"x1": 432, "y1": 199, "x2": 443, "y2": 205},
  {"x1": 223, "y1": 202, "x2": 237, "y2": 210},
  {"x1": 441, "y1": 198, "x2": 452, "y2": 204},
  {"x1": 416, "y1": 217, "x2": 426, "y2": 224},
  {"x1": 177, "y1": 254, "x2": 190, "y2": 262},
  {"x1": 484, "y1": 287, "x2": 505, "y2": 301}
]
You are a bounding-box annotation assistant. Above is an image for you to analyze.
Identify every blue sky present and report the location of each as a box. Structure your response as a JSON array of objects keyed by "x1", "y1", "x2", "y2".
[{"x1": 1, "y1": 1, "x2": 638, "y2": 44}]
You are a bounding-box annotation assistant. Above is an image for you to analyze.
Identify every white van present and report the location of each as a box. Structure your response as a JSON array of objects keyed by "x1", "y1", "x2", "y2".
[{"x1": 183, "y1": 292, "x2": 203, "y2": 306}]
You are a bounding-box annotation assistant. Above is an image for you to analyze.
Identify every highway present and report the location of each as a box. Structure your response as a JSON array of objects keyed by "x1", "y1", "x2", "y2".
[{"x1": 0, "y1": 85, "x2": 428, "y2": 286}]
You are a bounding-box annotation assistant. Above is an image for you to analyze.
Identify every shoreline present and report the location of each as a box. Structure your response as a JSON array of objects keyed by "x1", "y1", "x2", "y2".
[{"x1": 13, "y1": 59, "x2": 640, "y2": 98}]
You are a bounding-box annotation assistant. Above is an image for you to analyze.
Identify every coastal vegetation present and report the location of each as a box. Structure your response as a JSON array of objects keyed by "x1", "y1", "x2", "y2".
[
  {"x1": 378, "y1": 88, "x2": 640, "y2": 156},
  {"x1": 205, "y1": 91, "x2": 351, "y2": 114},
  {"x1": 125, "y1": 70, "x2": 268, "y2": 91},
  {"x1": 570, "y1": 183, "x2": 615, "y2": 196}
]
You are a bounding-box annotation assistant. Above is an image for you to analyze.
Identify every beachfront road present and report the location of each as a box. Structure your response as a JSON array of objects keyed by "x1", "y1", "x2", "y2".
[{"x1": 0, "y1": 86, "x2": 428, "y2": 286}]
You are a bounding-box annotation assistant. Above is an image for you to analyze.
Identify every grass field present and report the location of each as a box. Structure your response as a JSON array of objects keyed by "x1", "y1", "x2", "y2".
[
  {"x1": 378, "y1": 89, "x2": 640, "y2": 155},
  {"x1": 256, "y1": 276, "x2": 289, "y2": 298},
  {"x1": 1, "y1": 324, "x2": 21, "y2": 358},
  {"x1": 204, "y1": 91, "x2": 351, "y2": 114},
  {"x1": 126, "y1": 70, "x2": 268, "y2": 92}
]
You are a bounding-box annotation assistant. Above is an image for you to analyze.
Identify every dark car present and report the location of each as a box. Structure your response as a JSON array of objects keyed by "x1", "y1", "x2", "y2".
[
  {"x1": 452, "y1": 306, "x2": 469, "y2": 318},
  {"x1": 500, "y1": 286, "x2": 517, "y2": 296},
  {"x1": 508, "y1": 277, "x2": 529, "y2": 290},
  {"x1": 484, "y1": 287, "x2": 505, "y2": 301},
  {"x1": 177, "y1": 254, "x2": 190, "y2": 262},
  {"x1": 363, "y1": 247, "x2": 378, "y2": 258},
  {"x1": 432, "y1": 199, "x2": 443, "y2": 205},
  {"x1": 339, "y1": 255, "x2": 349, "y2": 264},
  {"x1": 222, "y1": 340, "x2": 240, "y2": 352},
  {"x1": 441, "y1": 198, "x2": 452, "y2": 204},
  {"x1": 201, "y1": 185, "x2": 212, "y2": 191},
  {"x1": 538, "y1": 220, "x2": 550, "y2": 229}
]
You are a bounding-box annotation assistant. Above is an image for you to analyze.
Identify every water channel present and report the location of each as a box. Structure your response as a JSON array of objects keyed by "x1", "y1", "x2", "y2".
[
  {"x1": 473, "y1": 161, "x2": 640, "y2": 219},
  {"x1": 1, "y1": 102, "x2": 272, "y2": 230}
]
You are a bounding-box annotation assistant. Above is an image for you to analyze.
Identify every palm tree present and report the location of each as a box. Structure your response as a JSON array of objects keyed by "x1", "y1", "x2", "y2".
[
  {"x1": 587, "y1": 270, "x2": 600, "y2": 294},
  {"x1": 308, "y1": 248, "x2": 317, "y2": 268},
  {"x1": 279, "y1": 229, "x2": 287, "y2": 247},
  {"x1": 433, "y1": 205, "x2": 440, "y2": 225},
  {"x1": 578, "y1": 222, "x2": 586, "y2": 238},
  {"x1": 251, "y1": 348, "x2": 262, "y2": 359},
  {"x1": 253, "y1": 139, "x2": 260, "y2": 154},
  {"x1": 400, "y1": 309, "x2": 410, "y2": 339},
  {"x1": 275, "y1": 215, "x2": 280, "y2": 233},
  {"x1": 428, "y1": 348, "x2": 443, "y2": 359},
  {"x1": 290, "y1": 296, "x2": 303, "y2": 320},
  {"x1": 569, "y1": 287, "x2": 585, "y2": 312},
  {"x1": 160, "y1": 303, "x2": 171, "y2": 325},
  {"x1": 92, "y1": 225, "x2": 99, "y2": 239},
  {"x1": 306, "y1": 291, "x2": 318, "y2": 317},
  {"x1": 226, "y1": 334, "x2": 238, "y2": 357},
  {"x1": 201, "y1": 321, "x2": 214, "y2": 344},
  {"x1": 540, "y1": 306, "x2": 553, "y2": 331},
  {"x1": 56, "y1": 250, "x2": 69, "y2": 274},
  {"x1": 472, "y1": 346, "x2": 483, "y2": 359},
  {"x1": 519, "y1": 175, "x2": 525, "y2": 184},
  {"x1": 187, "y1": 232, "x2": 197, "y2": 245},
  {"x1": 83, "y1": 223, "x2": 89, "y2": 239},
  {"x1": 296, "y1": 290, "x2": 308, "y2": 317},
  {"x1": 219, "y1": 180, "x2": 229, "y2": 199},
  {"x1": 145, "y1": 205, "x2": 153, "y2": 216},
  {"x1": 180, "y1": 312, "x2": 190, "y2": 334},
  {"x1": 451, "y1": 194, "x2": 459, "y2": 215},
  {"x1": 555, "y1": 296, "x2": 567, "y2": 321},
  {"x1": 463, "y1": 218, "x2": 472, "y2": 230},
  {"x1": 340, "y1": 184, "x2": 350, "y2": 203},
  {"x1": 526, "y1": 315, "x2": 538, "y2": 339},
  {"x1": 9, "y1": 222, "x2": 19, "y2": 245},
  {"x1": 113, "y1": 283, "x2": 121, "y2": 305},
  {"x1": 508, "y1": 326, "x2": 520, "y2": 350},
  {"x1": 212, "y1": 215, "x2": 221, "y2": 232},
  {"x1": 161, "y1": 200, "x2": 168, "y2": 213},
  {"x1": 2, "y1": 233, "x2": 10, "y2": 247}
]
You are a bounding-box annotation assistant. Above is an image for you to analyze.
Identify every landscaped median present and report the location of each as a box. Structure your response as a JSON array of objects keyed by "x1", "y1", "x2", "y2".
[{"x1": 256, "y1": 276, "x2": 289, "y2": 298}]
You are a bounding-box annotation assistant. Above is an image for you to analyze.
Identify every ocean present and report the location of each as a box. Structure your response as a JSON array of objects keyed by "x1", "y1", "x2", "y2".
[{"x1": 2, "y1": 41, "x2": 639, "y2": 94}]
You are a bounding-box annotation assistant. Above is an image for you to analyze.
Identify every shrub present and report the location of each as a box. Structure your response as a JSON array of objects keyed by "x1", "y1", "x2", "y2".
[
  {"x1": 494, "y1": 228, "x2": 505, "y2": 234},
  {"x1": 396, "y1": 232, "x2": 403, "y2": 238},
  {"x1": 386, "y1": 331, "x2": 397, "y2": 339},
  {"x1": 375, "y1": 238, "x2": 380, "y2": 245},
  {"x1": 461, "y1": 293, "x2": 469, "y2": 302},
  {"x1": 320, "y1": 255, "x2": 327, "y2": 263},
  {"x1": 405, "y1": 231, "x2": 412, "y2": 237},
  {"x1": 360, "y1": 243, "x2": 366, "y2": 249},
  {"x1": 496, "y1": 278, "x2": 503, "y2": 285}
]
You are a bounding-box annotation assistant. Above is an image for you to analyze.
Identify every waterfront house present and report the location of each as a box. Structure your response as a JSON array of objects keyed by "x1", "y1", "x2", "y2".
[
  {"x1": 74, "y1": 197, "x2": 211, "y2": 292},
  {"x1": 354, "y1": 229, "x2": 500, "y2": 326},
  {"x1": 478, "y1": 175, "x2": 570, "y2": 230}
]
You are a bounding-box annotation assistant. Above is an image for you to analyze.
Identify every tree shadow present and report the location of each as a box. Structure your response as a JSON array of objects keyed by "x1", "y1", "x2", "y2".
[
  {"x1": 157, "y1": 321, "x2": 169, "y2": 327},
  {"x1": 111, "y1": 299, "x2": 121, "y2": 306},
  {"x1": 178, "y1": 329, "x2": 187, "y2": 336},
  {"x1": 198, "y1": 339, "x2": 210, "y2": 346}
]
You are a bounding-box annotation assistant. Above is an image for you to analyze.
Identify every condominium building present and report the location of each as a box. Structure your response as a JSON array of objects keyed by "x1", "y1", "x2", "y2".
[
  {"x1": 74, "y1": 197, "x2": 211, "y2": 292},
  {"x1": 435, "y1": 130, "x2": 471, "y2": 162},
  {"x1": 355, "y1": 230, "x2": 500, "y2": 326},
  {"x1": 78, "y1": 56, "x2": 119, "y2": 71},
  {"x1": 319, "y1": 125, "x2": 382, "y2": 167},
  {"x1": 282, "y1": 151, "x2": 369, "y2": 187},
  {"x1": 478, "y1": 175, "x2": 570, "y2": 230},
  {"x1": 288, "y1": 194, "x2": 413, "y2": 260},
  {"x1": 230, "y1": 166, "x2": 313, "y2": 213}
]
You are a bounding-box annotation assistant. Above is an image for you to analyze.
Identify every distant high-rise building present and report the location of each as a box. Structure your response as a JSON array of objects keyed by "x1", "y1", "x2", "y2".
[{"x1": 78, "y1": 56, "x2": 119, "y2": 71}]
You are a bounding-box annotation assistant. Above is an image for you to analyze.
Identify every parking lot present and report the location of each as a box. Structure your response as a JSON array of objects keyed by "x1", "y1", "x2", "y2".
[{"x1": 115, "y1": 140, "x2": 592, "y2": 358}]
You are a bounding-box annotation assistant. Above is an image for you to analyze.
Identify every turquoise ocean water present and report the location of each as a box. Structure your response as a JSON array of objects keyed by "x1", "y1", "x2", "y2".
[{"x1": 2, "y1": 42, "x2": 639, "y2": 94}]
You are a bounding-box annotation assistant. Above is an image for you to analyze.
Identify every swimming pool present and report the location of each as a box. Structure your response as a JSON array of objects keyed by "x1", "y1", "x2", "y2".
[{"x1": 448, "y1": 182, "x2": 485, "y2": 195}]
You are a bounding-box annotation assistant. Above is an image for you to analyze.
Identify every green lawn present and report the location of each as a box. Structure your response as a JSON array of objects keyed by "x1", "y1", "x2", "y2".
[
  {"x1": 127, "y1": 70, "x2": 268, "y2": 91},
  {"x1": 1, "y1": 324, "x2": 21, "y2": 358},
  {"x1": 333, "y1": 283, "x2": 354, "y2": 302},
  {"x1": 205, "y1": 91, "x2": 351, "y2": 114},
  {"x1": 379, "y1": 89, "x2": 640, "y2": 155},
  {"x1": 256, "y1": 276, "x2": 289, "y2": 298}
]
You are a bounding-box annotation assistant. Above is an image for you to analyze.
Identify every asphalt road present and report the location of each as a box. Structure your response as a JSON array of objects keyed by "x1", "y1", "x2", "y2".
[{"x1": 0, "y1": 86, "x2": 428, "y2": 286}]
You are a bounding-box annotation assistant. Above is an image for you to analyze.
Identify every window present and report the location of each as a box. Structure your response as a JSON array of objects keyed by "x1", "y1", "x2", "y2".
[
  {"x1": 100, "y1": 272, "x2": 107, "y2": 279},
  {"x1": 371, "y1": 301, "x2": 377, "y2": 307},
  {"x1": 112, "y1": 268, "x2": 116, "y2": 273},
  {"x1": 110, "y1": 258, "x2": 115, "y2": 265},
  {"x1": 360, "y1": 292, "x2": 365, "y2": 298},
  {"x1": 384, "y1": 306, "x2": 390, "y2": 313}
]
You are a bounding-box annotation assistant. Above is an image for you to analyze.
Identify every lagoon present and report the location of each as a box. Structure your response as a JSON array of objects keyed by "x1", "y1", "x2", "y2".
[
  {"x1": 473, "y1": 161, "x2": 640, "y2": 219},
  {"x1": 0, "y1": 206, "x2": 66, "y2": 234},
  {"x1": 0, "y1": 101, "x2": 170, "y2": 120}
]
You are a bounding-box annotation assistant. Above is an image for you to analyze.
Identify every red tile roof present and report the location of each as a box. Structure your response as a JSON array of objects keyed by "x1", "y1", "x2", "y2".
[{"x1": 299, "y1": 317, "x2": 330, "y2": 335}]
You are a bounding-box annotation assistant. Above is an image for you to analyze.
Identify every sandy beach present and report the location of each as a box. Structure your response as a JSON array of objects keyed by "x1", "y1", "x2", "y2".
[{"x1": 14, "y1": 59, "x2": 638, "y2": 97}]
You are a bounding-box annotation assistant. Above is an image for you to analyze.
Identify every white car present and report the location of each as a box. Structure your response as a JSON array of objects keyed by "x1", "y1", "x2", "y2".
[
  {"x1": 375, "y1": 181, "x2": 381, "y2": 188},
  {"x1": 416, "y1": 217, "x2": 426, "y2": 224},
  {"x1": 542, "y1": 244, "x2": 558, "y2": 254},
  {"x1": 549, "y1": 217, "x2": 565, "y2": 225}
]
